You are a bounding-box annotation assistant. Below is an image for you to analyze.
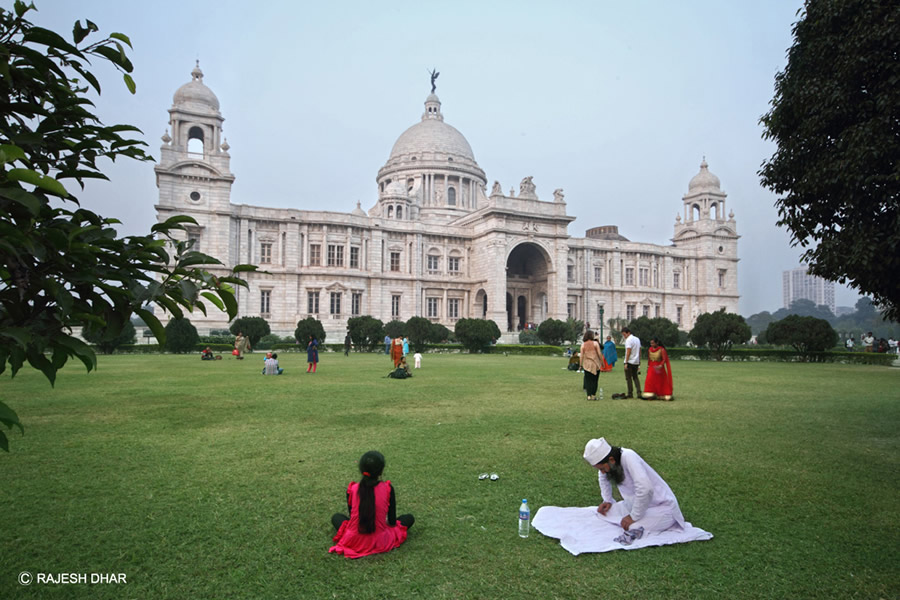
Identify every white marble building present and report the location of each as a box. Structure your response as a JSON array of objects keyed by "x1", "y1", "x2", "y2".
[{"x1": 155, "y1": 65, "x2": 739, "y2": 339}]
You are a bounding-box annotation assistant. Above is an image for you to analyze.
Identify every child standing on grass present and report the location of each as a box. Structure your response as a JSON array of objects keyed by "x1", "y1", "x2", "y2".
[{"x1": 329, "y1": 450, "x2": 414, "y2": 559}]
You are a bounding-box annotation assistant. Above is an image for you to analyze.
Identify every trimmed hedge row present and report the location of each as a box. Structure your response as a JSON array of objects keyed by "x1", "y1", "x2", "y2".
[
  {"x1": 669, "y1": 347, "x2": 895, "y2": 365},
  {"x1": 95, "y1": 344, "x2": 896, "y2": 365}
]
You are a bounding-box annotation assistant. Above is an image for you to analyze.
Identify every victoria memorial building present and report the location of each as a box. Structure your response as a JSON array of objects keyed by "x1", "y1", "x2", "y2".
[{"x1": 155, "y1": 65, "x2": 740, "y2": 340}]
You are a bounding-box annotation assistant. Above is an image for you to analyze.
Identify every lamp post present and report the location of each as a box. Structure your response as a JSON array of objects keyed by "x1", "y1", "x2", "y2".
[{"x1": 599, "y1": 306, "x2": 605, "y2": 342}]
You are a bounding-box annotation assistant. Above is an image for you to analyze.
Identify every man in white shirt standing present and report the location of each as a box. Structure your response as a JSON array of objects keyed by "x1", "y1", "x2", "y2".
[
  {"x1": 622, "y1": 327, "x2": 641, "y2": 399},
  {"x1": 583, "y1": 437, "x2": 685, "y2": 544}
]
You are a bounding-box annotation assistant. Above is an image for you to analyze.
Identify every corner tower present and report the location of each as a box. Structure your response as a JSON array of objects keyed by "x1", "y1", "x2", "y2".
[
  {"x1": 672, "y1": 158, "x2": 739, "y2": 313},
  {"x1": 155, "y1": 62, "x2": 235, "y2": 263}
]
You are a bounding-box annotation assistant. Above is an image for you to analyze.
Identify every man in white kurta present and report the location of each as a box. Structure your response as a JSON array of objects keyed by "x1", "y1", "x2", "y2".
[{"x1": 584, "y1": 437, "x2": 684, "y2": 535}]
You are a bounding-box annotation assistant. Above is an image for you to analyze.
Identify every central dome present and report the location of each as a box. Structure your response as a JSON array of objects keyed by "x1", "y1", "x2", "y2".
[
  {"x1": 386, "y1": 93, "x2": 476, "y2": 163},
  {"x1": 389, "y1": 119, "x2": 475, "y2": 162}
]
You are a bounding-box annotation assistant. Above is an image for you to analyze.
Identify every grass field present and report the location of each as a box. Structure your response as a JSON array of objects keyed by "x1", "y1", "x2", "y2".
[{"x1": 1, "y1": 352, "x2": 898, "y2": 599}]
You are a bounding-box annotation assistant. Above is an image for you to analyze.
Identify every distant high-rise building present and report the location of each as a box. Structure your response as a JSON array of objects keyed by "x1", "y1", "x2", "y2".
[{"x1": 783, "y1": 267, "x2": 835, "y2": 314}]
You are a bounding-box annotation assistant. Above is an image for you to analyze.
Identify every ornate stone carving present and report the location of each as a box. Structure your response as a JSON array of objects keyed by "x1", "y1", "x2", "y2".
[
  {"x1": 519, "y1": 176, "x2": 537, "y2": 199},
  {"x1": 553, "y1": 188, "x2": 564, "y2": 203}
]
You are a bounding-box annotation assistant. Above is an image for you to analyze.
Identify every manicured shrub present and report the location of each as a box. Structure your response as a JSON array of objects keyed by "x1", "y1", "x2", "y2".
[
  {"x1": 82, "y1": 321, "x2": 136, "y2": 354},
  {"x1": 383, "y1": 320, "x2": 406, "y2": 339},
  {"x1": 454, "y1": 318, "x2": 501, "y2": 353},
  {"x1": 765, "y1": 315, "x2": 838, "y2": 356},
  {"x1": 294, "y1": 317, "x2": 326, "y2": 346},
  {"x1": 689, "y1": 310, "x2": 752, "y2": 361},
  {"x1": 347, "y1": 315, "x2": 384, "y2": 352},
  {"x1": 537, "y1": 318, "x2": 568, "y2": 346},
  {"x1": 164, "y1": 318, "x2": 199, "y2": 354},
  {"x1": 229, "y1": 317, "x2": 270, "y2": 347}
]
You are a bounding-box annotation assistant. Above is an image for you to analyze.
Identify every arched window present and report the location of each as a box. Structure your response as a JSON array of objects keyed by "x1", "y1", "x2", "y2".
[
  {"x1": 448, "y1": 187, "x2": 456, "y2": 206},
  {"x1": 397, "y1": 206, "x2": 403, "y2": 220},
  {"x1": 387, "y1": 206, "x2": 393, "y2": 218},
  {"x1": 187, "y1": 126, "x2": 204, "y2": 155},
  {"x1": 692, "y1": 204, "x2": 701, "y2": 221},
  {"x1": 710, "y1": 202, "x2": 718, "y2": 219}
]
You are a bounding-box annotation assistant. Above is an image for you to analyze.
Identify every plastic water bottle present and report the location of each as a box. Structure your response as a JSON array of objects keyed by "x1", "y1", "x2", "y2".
[
  {"x1": 598, "y1": 387, "x2": 604, "y2": 400},
  {"x1": 518, "y1": 499, "x2": 530, "y2": 538}
]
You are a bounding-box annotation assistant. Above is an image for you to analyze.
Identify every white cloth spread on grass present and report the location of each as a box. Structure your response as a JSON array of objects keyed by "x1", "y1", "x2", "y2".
[{"x1": 532, "y1": 504, "x2": 713, "y2": 555}]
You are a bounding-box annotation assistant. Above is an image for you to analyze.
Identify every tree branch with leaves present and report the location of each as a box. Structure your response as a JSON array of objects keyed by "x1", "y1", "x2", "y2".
[{"x1": 0, "y1": 1, "x2": 256, "y2": 451}]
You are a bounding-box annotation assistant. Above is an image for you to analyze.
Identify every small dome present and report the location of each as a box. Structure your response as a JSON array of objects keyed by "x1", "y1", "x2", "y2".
[
  {"x1": 384, "y1": 180, "x2": 408, "y2": 197},
  {"x1": 688, "y1": 158, "x2": 720, "y2": 193},
  {"x1": 352, "y1": 201, "x2": 366, "y2": 216},
  {"x1": 173, "y1": 62, "x2": 220, "y2": 112}
]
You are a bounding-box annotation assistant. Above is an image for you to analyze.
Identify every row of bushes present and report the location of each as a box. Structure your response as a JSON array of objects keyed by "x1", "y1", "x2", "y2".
[{"x1": 104, "y1": 344, "x2": 896, "y2": 365}]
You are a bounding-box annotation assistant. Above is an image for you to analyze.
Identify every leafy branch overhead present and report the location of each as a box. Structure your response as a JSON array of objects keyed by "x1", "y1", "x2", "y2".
[
  {"x1": 759, "y1": 0, "x2": 900, "y2": 321},
  {"x1": 0, "y1": 1, "x2": 257, "y2": 451}
]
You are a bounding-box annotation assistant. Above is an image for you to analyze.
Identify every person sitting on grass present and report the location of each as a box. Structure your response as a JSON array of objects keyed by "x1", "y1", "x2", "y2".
[
  {"x1": 583, "y1": 437, "x2": 685, "y2": 545},
  {"x1": 388, "y1": 357, "x2": 412, "y2": 379},
  {"x1": 201, "y1": 347, "x2": 215, "y2": 361},
  {"x1": 263, "y1": 352, "x2": 283, "y2": 375},
  {"x1": 329, "y1": 450, "x2": 414, "y2": 559}
]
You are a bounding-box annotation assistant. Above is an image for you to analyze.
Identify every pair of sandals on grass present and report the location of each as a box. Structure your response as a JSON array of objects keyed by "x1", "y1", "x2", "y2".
[{"x1": 478, "y1": 473, "x2": 500, "y2": 481}]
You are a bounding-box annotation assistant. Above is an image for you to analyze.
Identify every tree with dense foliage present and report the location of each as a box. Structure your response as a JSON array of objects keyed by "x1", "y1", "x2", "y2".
[
  {"x1": 537, "y1": 318, "x2": 568, "y2": 346},
  {"x1": 565, "y1": 317, "x2": 584, "y2": 345},
  {"x1": 294, "y1": 317, "x2": 326, "y2": 346},
  {"x1": 518, "y1": 330, "x2": 540, "y2": 345},
  {"x1": 429, "y1": 322, "x2": 450, "y2": 344},
  {"x1": 229, "y1": 316, "x2": 270, "y2": 347},
  {"x1": 689, "y1": 310, "x2": 752, "y2": 361},
  {"x1": 0, "y1": 3, "x2": 254, "y2": 451},
  {"x1": 766, "y1": 315, "x2": 839, "y2": 355},
  {"x1": 81, "y1": 321, "x2": 136, "y2": 354},
  {"x1": 759, "y1": 0, "x2": 900, "y2": 321},
  {"x1": 454, "y1": 318, "x2": 501, "y2": 353},
  {"x1": 383, "y1": 320, "x2": 406, "y2": 339},
  {"x1": 405, "y1": 316, "x2": 434, "y2": 352},
  {"x1": 346, "y1": 315, "x2": 384, "y2": 352},
  {"x1": 164, "y1": 318, "x2": 199, "y2": 353},
  {"x1": 626, "y1": 316, "x2": 680, "y2": 348}
]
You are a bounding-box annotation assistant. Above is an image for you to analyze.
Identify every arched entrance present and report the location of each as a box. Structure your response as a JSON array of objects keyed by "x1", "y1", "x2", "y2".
[
  {"x1": 475, "y1": 289, "x2": 488, "y2": 319},
  {"x1": 505, "y1": 242, "x2": 551, "y2": 332}
]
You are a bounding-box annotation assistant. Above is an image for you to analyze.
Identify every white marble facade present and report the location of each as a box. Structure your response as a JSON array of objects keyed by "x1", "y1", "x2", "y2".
[{"x1": 155, "y1": 65, "x2": 739, "y2": 340}]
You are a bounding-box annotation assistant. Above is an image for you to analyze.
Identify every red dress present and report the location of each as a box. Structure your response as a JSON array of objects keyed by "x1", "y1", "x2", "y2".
[
  {"x1": 329, "y1": 480, "x2": 409, "y2": 559},
  {"x1": 643, "y1": 346, "x2": 673, "y2": 398},
  {"x1": 391, "y1": 338, "x2": 404, "y2": 367}
]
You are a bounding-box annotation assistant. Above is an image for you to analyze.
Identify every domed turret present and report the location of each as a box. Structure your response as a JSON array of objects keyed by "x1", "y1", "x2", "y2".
[
  {"x1": 680, "y1": 158, "x2": 729, "y2": 224},
  {"x1": 173, "y1": 61, "x2": 220, "y2": 113},
  {"x1": 688, "y1": 158, "x2": 721, "y2": 193}
]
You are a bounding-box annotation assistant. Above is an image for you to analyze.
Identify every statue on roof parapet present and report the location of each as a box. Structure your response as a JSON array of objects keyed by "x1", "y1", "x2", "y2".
[{"x1": 519, "y1": 176, "x2": 537, "y2": 199}]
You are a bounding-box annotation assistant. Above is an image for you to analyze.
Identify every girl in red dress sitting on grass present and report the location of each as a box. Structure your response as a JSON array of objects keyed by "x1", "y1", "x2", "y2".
[{"x1": 329, "y1": 450, "x2": 414, "y2": 558}]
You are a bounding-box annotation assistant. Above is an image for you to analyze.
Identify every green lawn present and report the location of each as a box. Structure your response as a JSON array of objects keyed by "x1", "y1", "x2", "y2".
[{"x1": 1, "y1": 353, "x2": 898, "y2": 599}]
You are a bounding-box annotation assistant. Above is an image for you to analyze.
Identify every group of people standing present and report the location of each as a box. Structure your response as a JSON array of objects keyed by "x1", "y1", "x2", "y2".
[{"x1": 580, "y1": 328, "x2": 673, "y2": 401}]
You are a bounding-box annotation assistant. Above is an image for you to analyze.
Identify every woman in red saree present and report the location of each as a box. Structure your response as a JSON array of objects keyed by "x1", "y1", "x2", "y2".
[{"x1": 642, "y1": 338, "x2": 673, "y2": 400}]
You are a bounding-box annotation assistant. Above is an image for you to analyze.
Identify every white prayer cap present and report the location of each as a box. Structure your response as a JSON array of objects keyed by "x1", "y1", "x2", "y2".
[{"x1": 583, "y1": 438, "x2": 612, "y2": 465}]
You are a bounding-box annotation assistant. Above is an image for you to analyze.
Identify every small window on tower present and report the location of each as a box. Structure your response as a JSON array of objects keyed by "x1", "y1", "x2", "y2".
[{"x1": 190, "y1": 191, "x2": 201, "y2": 202}]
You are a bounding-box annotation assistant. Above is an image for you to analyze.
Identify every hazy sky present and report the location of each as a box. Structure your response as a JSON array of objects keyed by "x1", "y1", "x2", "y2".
[{"x1": 30, "y1": 0, "x2": 861, "y2": 315}]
